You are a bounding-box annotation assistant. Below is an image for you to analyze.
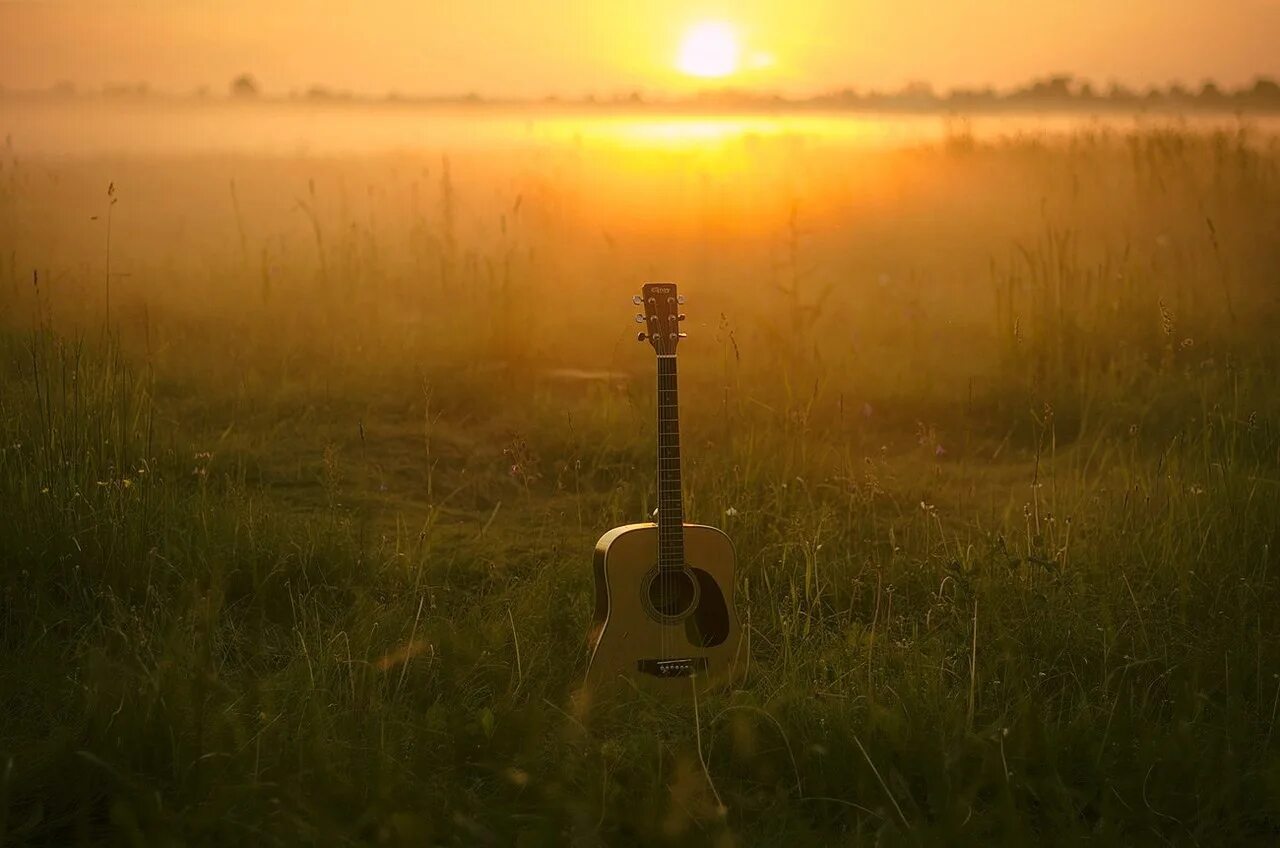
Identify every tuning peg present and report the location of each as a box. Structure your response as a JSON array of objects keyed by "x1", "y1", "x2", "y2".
[
  {"x1": 678, "y1": 314, "x2": 686, "y2": 321},
  {"x1": 636, "y1": 332, "x2": 648, "y2": 342},
  {"x1": 634, "y1": 313, "x2": 645, "y2": 323},
  {"x1": 678, "y1": 332, "x2": 688, "y2": 338},
  {"x1": 677, "y1": 295, "x2": 686, "y2": 305},
  {"x1": 632, "y1": 295, "x2": 643, "y2": 305}
]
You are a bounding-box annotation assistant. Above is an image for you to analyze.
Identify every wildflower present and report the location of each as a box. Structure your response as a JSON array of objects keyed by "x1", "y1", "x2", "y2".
[
  {"x1": 724, "y1": 506, "x2": 739, "y2": 517},
  {"x1": 935, "y1": 444, "x2": 946, "y2": 457}
]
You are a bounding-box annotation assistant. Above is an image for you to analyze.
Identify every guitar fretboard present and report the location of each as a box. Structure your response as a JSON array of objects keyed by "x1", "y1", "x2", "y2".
[{"x1": 656, "y1": 354, "x2": 685, "y2": 571}]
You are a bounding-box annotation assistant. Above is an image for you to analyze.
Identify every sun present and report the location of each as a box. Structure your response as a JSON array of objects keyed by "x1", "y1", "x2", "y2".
[{"x1": 676, "y1": 21, "x2": 740, "y2": 79}]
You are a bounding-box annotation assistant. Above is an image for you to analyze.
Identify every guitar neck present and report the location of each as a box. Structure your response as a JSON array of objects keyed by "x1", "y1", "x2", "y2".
[{"x1": 656, "y1": 353, "x2": 685, "y2": 571}]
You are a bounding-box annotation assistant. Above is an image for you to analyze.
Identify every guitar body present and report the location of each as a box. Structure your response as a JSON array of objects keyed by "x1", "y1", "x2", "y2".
[{"x1": 586, "y1": 523, "x2": 742, "y2": 695}]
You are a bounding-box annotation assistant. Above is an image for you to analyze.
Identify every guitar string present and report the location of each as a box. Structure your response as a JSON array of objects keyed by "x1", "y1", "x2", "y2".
[
  {"x1": 657, "y1": 313, "x2": 671, "y2": 663},
  {"x1": 660, "y1": 336, "x2": 669, "y2": 663},
  {"x1": 656, "y1": 310, "x2": 682, "y2": 666}
]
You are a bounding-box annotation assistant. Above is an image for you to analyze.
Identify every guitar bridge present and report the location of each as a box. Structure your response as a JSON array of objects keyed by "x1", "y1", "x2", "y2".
[{"x1": 637, "y1": 657, "x2": 708, "y2": 678}]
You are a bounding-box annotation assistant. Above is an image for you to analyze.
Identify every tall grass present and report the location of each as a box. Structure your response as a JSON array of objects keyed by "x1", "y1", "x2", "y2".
[{"x1": 1, "y1": 123, "x2": 1279, "y2": 844}]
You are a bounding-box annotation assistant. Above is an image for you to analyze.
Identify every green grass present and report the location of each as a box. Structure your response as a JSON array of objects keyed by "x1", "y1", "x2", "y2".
[{"x1": 2, "y1": 123, "x2": 1280, "y2": 844}]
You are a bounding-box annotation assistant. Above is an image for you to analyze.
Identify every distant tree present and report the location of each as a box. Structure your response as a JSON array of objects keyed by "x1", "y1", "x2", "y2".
[
  {"x1": 230, "y1": 74, "x2": 260, "y2": 98},
  {"x1": 894, "y1": 80, "x2": 937, "y2": 109},
  {"x1": 1198, "y1": 80, "x2": 1224, "y2": 103},
  {"x1": 1010, "y1": 75, "x2": 1072, "y2": 103},
  {"x1": 1248, "y1": 77, "x2": 1280, "y2": 103},
  {"x1": 1042, "y1": 75, "x2": 1073, "y2": 99},
  {"x1": 1077, "y1": 81, "x2": 1096, "y2": 100}
]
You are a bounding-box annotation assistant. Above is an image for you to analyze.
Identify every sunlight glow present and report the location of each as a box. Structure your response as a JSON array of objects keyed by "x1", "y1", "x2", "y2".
[{"x1": 676, "y1": 22, "x2": 740, "y2": 78}]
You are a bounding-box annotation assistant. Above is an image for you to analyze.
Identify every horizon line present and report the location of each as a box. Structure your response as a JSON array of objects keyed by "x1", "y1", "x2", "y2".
[{"x1": 4, "y1": 71, "x2": 1280, "y2": 106}]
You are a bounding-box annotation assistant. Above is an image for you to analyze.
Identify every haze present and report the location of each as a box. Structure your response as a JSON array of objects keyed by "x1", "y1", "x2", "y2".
[{"x1": 2, "y1": 0, "x2": 1278, "y2": 97}]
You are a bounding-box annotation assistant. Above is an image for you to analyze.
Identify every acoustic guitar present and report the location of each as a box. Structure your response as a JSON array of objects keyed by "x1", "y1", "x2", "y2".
[{"x1": 585, "y1": 283, "x2": 743, "y2": 694}]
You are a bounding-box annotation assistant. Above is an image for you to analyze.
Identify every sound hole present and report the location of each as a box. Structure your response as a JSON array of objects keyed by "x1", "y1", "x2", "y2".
[{"x1": 646, "y1": 569, "x2": 698, "y2": 619}]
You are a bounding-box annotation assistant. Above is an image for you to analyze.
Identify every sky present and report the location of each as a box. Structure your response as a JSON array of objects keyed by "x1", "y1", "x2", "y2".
[{"x1": 1, "y1": 0, "x2": 1278, "y2": 97}]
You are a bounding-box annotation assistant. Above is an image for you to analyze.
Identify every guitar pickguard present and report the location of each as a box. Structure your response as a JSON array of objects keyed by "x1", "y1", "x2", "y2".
[{"x1": 686, "y1": 567, "x2": 731, "y2": 647}]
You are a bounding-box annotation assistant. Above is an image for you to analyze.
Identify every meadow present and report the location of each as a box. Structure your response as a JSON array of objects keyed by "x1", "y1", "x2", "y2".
[{"x1": 1, "y1": 114, "x2": 1279, "y2": 844}]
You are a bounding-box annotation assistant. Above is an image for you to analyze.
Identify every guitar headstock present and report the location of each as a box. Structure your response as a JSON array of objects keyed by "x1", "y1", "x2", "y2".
[{"x1": 633, "y1": 283, "x2": 686, "y2": 355}]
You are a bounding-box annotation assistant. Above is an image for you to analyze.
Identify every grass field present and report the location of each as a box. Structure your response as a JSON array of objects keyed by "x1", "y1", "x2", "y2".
[{"x1": 2, "y1": 120, "x2": 1279, "y2": 844}]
